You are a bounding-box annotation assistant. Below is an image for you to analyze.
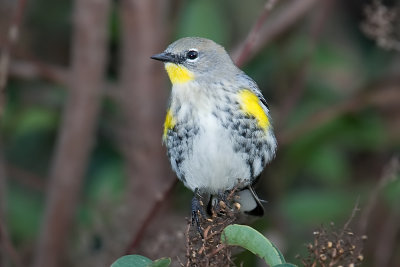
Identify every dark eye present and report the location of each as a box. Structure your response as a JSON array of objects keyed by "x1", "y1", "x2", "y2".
[{"x1": 187, "y1": 50, "x2": 198, "y2": 60}]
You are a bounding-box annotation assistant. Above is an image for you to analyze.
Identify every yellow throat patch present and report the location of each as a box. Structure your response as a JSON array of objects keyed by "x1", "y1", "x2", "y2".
[
  {"x1": 163, "y1": 109, "x2": 175, "y2": 140},
  {"x1": 165, "y1": 63, "x2": 194, "y2": 84},
  {"x1": 239, "y1": 90, "x2": 270, "y2": 130}
]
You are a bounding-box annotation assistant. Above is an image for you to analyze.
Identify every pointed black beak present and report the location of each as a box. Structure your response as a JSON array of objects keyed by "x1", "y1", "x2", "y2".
[{"x1": 150, "y1": 52, "x2": 174, "y2": 62}]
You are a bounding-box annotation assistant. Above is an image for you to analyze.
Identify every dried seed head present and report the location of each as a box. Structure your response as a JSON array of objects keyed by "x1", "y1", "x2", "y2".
[
  {"x1": 357, "y1": 254, "x2": 364, "y2": 261},
  {"x1": 233, "y1": 202, "x2": 241, "y2": 211},
  {"x1": 327, "y1": 241, "x2": 333, "y2": 248},
  {"x1": 219, "y1": 200, "x2": 226, "y2": 209},
  {"x1": 319, "y1": 254, "x2": 327, "y2": 261},
  {"x1": 331, "y1": 248, "x2": 337, "y2": 258}
]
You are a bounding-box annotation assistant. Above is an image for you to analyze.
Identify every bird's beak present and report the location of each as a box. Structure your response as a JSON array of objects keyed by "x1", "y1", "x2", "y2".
[{"x1": 150, "y1": 52, "x2": 174, "y2": 63}]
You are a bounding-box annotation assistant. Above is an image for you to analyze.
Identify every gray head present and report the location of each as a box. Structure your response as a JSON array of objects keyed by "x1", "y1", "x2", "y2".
[{"x1": 151, "y1": 37, "x2": 239, "y2": 81}]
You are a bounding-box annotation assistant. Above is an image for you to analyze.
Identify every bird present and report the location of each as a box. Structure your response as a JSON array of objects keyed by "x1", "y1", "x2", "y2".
[{"x1": 151, "y1": 37, "x2": 277, "y2": 230}]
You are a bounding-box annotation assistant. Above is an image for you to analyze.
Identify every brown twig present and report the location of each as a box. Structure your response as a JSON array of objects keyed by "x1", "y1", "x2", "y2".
[
  {"x1": 33, "y1": 0, "x2": 111, "y2": 266},
  {"x1": 8, "y1": 59, "x2": 119, "y2": 99},
  {"x1": 278, "y1": 83, "x2": 400, "y2": 145},
  {"x1": 9, "y1": 59, "x2": 69, "y2": 85},
  {"x1": 234, "y1": 0, "x2": 280, "y2": 67},
  {"x1": 276, "y1": 0, "x2": 335, "y2": 130},
  {"x1": 0, "y1": 0, "x2": 27, "y2": 117},
  {"x1": 7, "y1": 163, "x2": 45, "y2": 192},
  {"x1": 185, "y1": 223, "x2": 191, "y2": 267},
  {"x1": 359, "y1": 156, "x2": 400, "y2": 235},
  {"x1": 342, "y1": 197, "x2": 360, "y2": 234},
  {"x1": 231, "y1": 0, "x2": 319, "y2": 66}
]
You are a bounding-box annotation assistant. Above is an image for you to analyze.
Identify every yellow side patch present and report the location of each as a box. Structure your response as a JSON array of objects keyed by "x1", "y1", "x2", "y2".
[
  {"x1": 163, "y1": 109, "x2": 176, "y2": 139},
  {"x1": 238, "y1": 90, "x2": 269, "y2": 130},
  {"x1": 165, "y1": 63, "x2": 194, "y2": 84}
]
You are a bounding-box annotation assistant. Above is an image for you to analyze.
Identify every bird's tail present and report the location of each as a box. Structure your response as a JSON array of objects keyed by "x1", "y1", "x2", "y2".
[
  {"x1": 236, "y1": 186, "x2": 264, "y2": 216},
  {"x1": 206, "y1": 186, "x2": 265, "y2": 217}
]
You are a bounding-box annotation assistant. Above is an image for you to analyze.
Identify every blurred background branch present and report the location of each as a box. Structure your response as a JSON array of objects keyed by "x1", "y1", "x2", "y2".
[
  {"x1": 0, "y1": 0, "x2": 27, "y2": 117},
  {"x1": 33, "y1": 0, "x2": 110, "y2": 266},
  {"x1": 232, "y1": 0, "x2": 319, "y2": 65}
]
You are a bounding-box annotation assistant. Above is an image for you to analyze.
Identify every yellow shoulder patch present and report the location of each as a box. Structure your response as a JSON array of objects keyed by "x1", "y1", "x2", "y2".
[
  {"x1": 165, "y1": 63, "x2": 194, "y2": 84},
  {"x1": 238, "y1": 90, "x2": 269, "y2": 130},
  {"x1": 163, "y1": 109, "x2": 176, "y2": 140}
]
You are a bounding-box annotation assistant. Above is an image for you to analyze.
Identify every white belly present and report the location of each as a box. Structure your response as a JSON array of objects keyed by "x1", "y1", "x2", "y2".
[{"x1": 181, "y1": 113, "x2": 250, "y2": 193}]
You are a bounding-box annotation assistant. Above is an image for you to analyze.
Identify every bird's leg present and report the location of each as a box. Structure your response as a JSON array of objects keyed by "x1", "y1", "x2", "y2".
[{"x1": 191, "y1": 188, "x2": 205, "y2": 238}]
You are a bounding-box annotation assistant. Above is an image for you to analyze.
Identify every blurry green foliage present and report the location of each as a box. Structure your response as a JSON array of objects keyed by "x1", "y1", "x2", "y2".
[
  {"x1": 280, "y1": 189, "x2": 355, "y2": 226},
  {"x1": 7, "y1": 185, "x2": 43, "y2": 244},
  {"x1": 176, "y1": 0, "x2": 230, "y2": 44},
  {"x1": 383, "y1": 174, "x2": 400, "y2": 207}
]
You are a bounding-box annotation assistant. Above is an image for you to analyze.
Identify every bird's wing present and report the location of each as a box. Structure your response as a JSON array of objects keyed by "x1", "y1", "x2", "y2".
[{"x1": 237, "y1": 73, "x2": 269, "y2": 111}]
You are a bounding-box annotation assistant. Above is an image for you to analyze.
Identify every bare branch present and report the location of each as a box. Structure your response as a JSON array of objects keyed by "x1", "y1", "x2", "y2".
[
  {"x1": 33, "y1": 0, "x2": 111, "y2": 266},
  {"x1": 232, "y1": 0, "x2": 319, "y2": 66},
  {"x1": 6, "y1": 163, "x2": 45, "y2": 192},
  {"x1": 0, "y1": 0, "x2": 27, "y2": 117},
  {"x1": 276, "y1": 0, "x2": 335, "y2": 130},
  {"x1": 342, "y1": 197, "x2": 360, "y2": 233},
  {"x1": 125, "y1": 179, "x2": 178, "y2": 253},
  {"x1": 278, "y1": 82, "x2": 400, "y2": 145},
  {"x1": 9, "y1": 59, "x2": 69, "y2": 85},
  {"x1": 234, "y1": 0, "x2": 280, "y2": 67},
  {"x1": 8, "y1": 59, "x2": 118, "y2": 99},
  {"x1": 359, "y1": 156, "x2": 400, "y2": 235}
]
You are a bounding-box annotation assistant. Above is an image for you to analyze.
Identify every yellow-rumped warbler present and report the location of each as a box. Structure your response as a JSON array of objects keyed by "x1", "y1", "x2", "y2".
[{"x1": 151, "y1": 37, "x2": 277, "y2": 227}]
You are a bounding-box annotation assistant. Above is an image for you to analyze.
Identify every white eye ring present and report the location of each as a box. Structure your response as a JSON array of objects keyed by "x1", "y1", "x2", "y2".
[{"x1": 187, "y1": 49, "x2": 199, "y2": 61}]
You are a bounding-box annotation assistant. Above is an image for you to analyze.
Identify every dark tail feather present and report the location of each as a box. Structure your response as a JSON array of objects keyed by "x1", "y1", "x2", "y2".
[{"x1": 237, "y1": 186, "x2": 264, "y2": 216}]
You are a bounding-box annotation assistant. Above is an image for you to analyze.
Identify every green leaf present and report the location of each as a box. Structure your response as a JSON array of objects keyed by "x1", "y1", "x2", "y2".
[
  {"x1": 110, "y1": 255, "x2": 171, "y2": 267},
  {"x1": 274, "y1": 264, "x2": 298, "y2": 267},
  {"x1": 221, "y1": 224, "x2": 285, "y2": 266},
  {"x1": 148, "y1": 258, "x2": 171, "y2": 267},
  {"x1": 111, "y1": 255, "x2": 152, "y2": 267}
]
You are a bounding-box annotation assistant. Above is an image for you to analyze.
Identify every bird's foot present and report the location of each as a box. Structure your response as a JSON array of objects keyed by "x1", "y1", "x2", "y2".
[{"x1": 191, "y1": 190, "x2": 206, "y2": 238}]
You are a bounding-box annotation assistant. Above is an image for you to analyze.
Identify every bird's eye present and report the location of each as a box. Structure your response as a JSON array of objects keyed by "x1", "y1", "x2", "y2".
[{"x1": 187, "y1": 50, "x2": 198, "y2": 60}]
